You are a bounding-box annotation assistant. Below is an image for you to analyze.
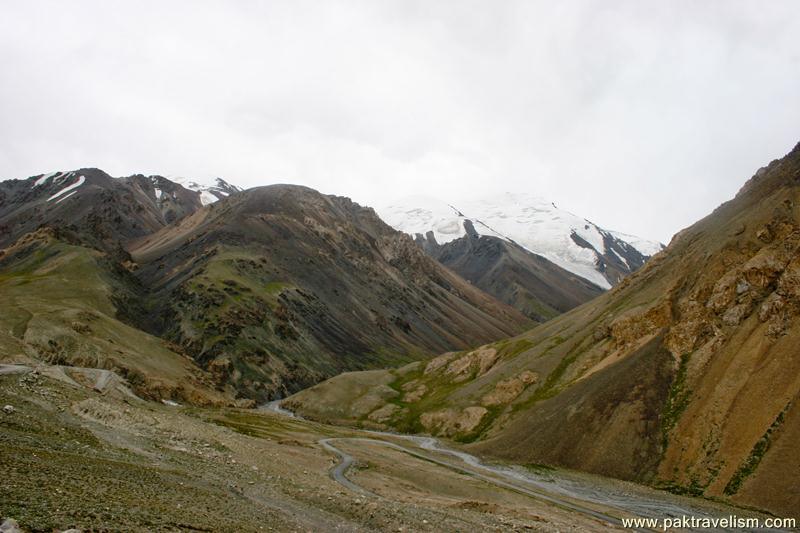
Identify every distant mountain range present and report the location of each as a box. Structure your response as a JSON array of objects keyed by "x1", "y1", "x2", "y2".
[
  {"x1": 0, "y1": 168, "x2": 665, "y2": 399},
  {"x1": 0, "y1": 169, "x2": 241, "y2": 254},
  {"x1": 0, "y1": 171, "x2": 529, "y2": 401},
  {"x1": 128, "y1": 184, "x2": 529, "y2": 399}
]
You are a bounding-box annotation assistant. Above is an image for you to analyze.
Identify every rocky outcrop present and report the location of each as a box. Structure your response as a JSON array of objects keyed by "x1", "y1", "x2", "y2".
[
  {"x1": 420, "y1": 406, "x2": 488, "y2": 437},
  {"x1": 482, "y1": 371, "x2": 538, "y2": 406}
]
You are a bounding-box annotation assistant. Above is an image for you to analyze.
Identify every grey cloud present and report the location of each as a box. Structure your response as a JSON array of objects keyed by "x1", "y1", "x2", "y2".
[{"x1": 1, "y1": 0, "x2": 798, "y2": 242}]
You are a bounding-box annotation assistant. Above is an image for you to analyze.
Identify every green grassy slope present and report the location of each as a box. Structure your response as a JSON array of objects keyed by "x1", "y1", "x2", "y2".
[{"x1": 0, "y1": 229, "x2": 228, "y2": 405}]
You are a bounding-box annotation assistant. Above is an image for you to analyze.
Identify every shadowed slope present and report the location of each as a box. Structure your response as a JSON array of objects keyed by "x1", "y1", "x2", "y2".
[{"x1": 130, "y1": 185, "x2": 531, "y2": 401}]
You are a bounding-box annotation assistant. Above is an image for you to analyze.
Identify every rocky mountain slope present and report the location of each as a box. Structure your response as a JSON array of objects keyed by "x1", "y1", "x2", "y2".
[
  {"x1": 421, "y1": 219, "x2": 604, "y2": 321},
  {"x1": 378, "y1": 194, "x2": 663, "y2": 290},
  {"x1": 0, "y1": 169, "x2": 206, "y2": 254},
  {"x1": 287, "y1": 142, "x2": 800, "y2": 517},
  {"x1": 1, "y1": 171, "x2": 529, "y2": 403},
  {"x1": 129, "y1": 185, "x2": 530, "y2": 401}
]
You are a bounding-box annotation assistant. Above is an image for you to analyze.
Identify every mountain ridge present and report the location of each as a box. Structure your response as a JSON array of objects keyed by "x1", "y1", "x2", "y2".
[
  {"x1": 127, "y1": 184, "x2": 531, "y2": 400},
  {"x1": 1, "y1": 174, "x2": 532, "y2": 402}
]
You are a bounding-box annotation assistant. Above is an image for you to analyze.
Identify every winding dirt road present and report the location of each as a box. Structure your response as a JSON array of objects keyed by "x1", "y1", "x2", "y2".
[
  {"x1": 262, "y1": 400, "x2": 785, "y2": 533},
  {"x1": 263, "y1": 401, "x2": 649, "y2": 531},
  {"x1": 319, "y1": 436, "x2": 646, "y2": 531}
]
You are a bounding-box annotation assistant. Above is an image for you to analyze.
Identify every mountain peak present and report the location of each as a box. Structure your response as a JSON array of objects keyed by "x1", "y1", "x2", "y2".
[
  {"x1": 377, "y1": 194, "x2": 663, "y2": 289},
  {"x1": 166, "y1": 175, "x2": 242, "y2": 205}
]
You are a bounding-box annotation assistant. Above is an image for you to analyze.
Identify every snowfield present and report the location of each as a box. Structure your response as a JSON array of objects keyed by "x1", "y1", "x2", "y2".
[{"x1": 377, "y1": 193, "x2": 663, "y2": 289}]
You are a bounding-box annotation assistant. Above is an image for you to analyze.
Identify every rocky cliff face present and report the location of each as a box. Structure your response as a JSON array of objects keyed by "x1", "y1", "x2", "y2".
[{"x1": 287, "y1": 142, "x2": 800, "y2": 517}]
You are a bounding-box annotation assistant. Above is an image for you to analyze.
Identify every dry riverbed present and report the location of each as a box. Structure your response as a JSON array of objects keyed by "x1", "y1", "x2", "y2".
[{"x1": 0, "y1": 367, "x2": 778, "y2": 532}]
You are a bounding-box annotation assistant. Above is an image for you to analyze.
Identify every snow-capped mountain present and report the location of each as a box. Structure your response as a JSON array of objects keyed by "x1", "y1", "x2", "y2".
[
  {"x1": 377, "y1": 193, "x2": 664, "y2": 289},
  {"x1": 168, "y1": 176, "x2": 242, "y2": 205}
]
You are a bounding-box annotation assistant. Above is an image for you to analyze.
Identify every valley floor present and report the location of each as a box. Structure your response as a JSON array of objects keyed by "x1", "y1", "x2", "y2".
[{"x1": 0, "y1": 366, "x2": 784, "y2": 532}]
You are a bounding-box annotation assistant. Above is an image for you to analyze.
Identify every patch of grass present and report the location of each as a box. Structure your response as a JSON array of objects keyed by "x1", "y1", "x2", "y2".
[
  {"x1": 390, "y1": 378, "x2": 466, "y2": 434},
  {"x1": 205, "y1": 409, "x2": 296, "y2": 440},
  {"x1": 655, "y1": 480, "x2": 705, "y2": 497},
  {"x1": 660, "y1": 353, "x2": 692, "y2": 451},
  {"x1": 497, "y1": 338, "x2": 535, "y2": 360},
  {"x1": 264, "y1": 281, "x2": 290, "y2": 294},
  {"x1": 723, "y1": 403, "x2": 790, "y2": 496},
  {"x1": 512, "y1": 333, "x2": 593, "y2": 412},
  {"x1": 534, "y1": 334, "x2": 567, "y2": 360},
  {"x1": 518, "y1": 294, "x2": 559, "y2": 322},
  {"x1": 523, "y1": 463, "x2": 556, "y2": 476}
]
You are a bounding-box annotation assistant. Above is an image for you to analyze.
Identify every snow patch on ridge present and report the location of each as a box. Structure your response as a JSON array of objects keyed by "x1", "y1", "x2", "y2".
[
  {"x1": 199, "y1": 190, "x2": 217, "y2": 206},
  {"x1": 55, "y1": 190, "x2": 78, "y2": 204},
  {"x1": 34, "y1": 171, "x2": 60, "y2": 187},
  {"x1": 168, "y1": 176, "x2": 242, "y2": 206},
  {"x1": 379, "y1": 195, "x2": 506, "y2": 246}
]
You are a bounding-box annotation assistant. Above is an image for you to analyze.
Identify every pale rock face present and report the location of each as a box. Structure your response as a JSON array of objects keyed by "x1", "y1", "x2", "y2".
[
  {"x1": 482, "y1": 371, "x2": 539, "y2": 407},
  {"x1": 351, "y1": 385, "x2": 399, "y2": 418},
  {"x1": 367, "y1": 403, "x2": 402, "y2": 423},
  {"x1": 402, "y1": 383, "x2": 427, "y2": 403},
  {"x1": 424, "y1": 351, "x2": 460, "y2": 375},
  {"x1": 0, "y1": 518, "x2": 23, "y2": 533}
]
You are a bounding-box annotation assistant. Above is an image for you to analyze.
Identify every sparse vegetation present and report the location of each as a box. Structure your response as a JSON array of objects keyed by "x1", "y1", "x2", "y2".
[
  {"x1": 660, "y1": 353, "x2": 692, "y2": 451},
  {"x1": 495, "y1": 338, "x2": 535, "y2": 360},
  {"x1": 723, "y1": 403, "x2": 790, "y2": 496}
]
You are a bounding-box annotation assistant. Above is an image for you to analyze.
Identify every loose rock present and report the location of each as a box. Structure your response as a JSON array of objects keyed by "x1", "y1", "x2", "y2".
[{"x1": 0, "y1": 518, "x2": 22, "y2": 533}]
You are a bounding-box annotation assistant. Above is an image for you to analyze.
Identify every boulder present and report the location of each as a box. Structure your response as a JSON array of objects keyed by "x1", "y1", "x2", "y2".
[{"x1": 0, "y1": 519, "x2": 22, "y2": 533}]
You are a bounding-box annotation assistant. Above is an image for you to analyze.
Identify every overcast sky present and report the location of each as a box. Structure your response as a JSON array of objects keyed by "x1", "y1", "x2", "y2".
[{"x1": 1, "y1": 1, "x2": 799, "y2": 243}]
